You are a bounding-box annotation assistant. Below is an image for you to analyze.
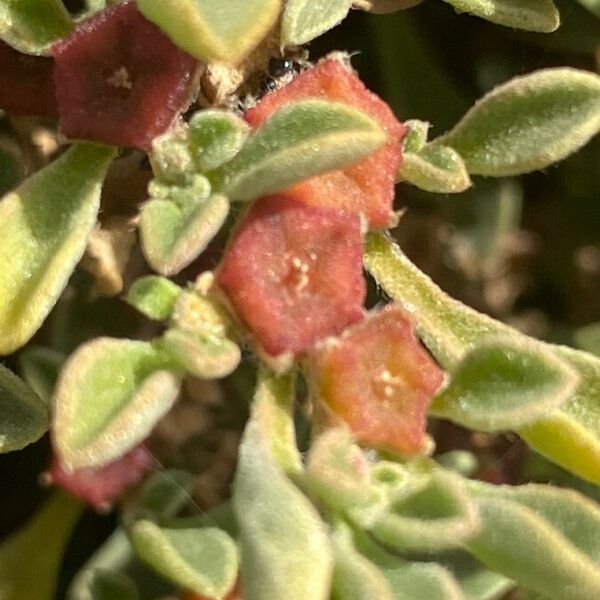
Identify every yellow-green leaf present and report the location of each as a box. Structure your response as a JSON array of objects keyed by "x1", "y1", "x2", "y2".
[{"x1": 282, "y1": 0, "x2": 353, "y2": 46}]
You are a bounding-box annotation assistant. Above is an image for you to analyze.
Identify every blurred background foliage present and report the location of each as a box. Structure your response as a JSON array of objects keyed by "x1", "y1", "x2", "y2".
[{"x1": 0, "y1": 2, "x2": 598, "y2": 598}]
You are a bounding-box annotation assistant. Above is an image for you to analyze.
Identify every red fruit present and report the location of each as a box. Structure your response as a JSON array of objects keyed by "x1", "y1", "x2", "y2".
[
  {"x1": 52, "y1": 0, "x2": 197, "y2": 150},
  {"x1": 310, "y1": 305, "x2": 445, "y2": 455},
  {"x1": 245, "y1": 58, "x2": 406, "y2": 228},
  {"x1": 0, "y1": 41, "x2": 57, "y2": 117},
  {"x1": 49, "y1": 445, "x2": 154, "y2": 510},
  {"x1": 217, "y1": 195, "x2": 366, "y2": 358}
]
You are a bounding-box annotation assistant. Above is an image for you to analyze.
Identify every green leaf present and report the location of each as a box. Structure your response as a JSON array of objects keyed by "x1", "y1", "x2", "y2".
[
  {"x1": 574, "y1": 323, "x2": 600, "y2": 356},
  {"x1": 188, "y1": 110, "x2": 250, "y2": 172},
  {"x1": 211, "y1": 99, "x2": 386, "y2": 201},
  {"x1": 171, "y1": 289, "x2": 231, "y2": 339},
  {"x1": 159, "y1": 328, "x2": 241, "y2": 380},
  {"x1": 0, "y1": 139, "x2": 23, "y2": 195},
  {"x1": 466, "y1": 481, "x2": 600, "y2": 600},
  {"x1": 233, "y1": 420, "x2": 333, "y2": 600},
  {"x1": 364, "y1": 233, "x2": 600, "y2": 484},
  {"x1": 0, "y1": 363, "x2": 48, "y2": 453},
  {"x1": 573, "y1": 0, "x2": 600, "y2": 17},
  {"x1": 281, "y1": 0, "x2": 353, "y2": 46},
  {"x1": 131, "y1": 521, "x2": 238, "y2": 599},
  {"x1": 368, "y1": 470, "x2": 480, "y2": 553},
  {"x1": 431, "y1": 336, "x2": 578, "y2": 431},
  {"x1": 140, "y1": 189, "x2": 230, "y2": 277},
  {"x1": 137, "y1": 0, "x2": 281, "y2": 64},
  {"x1": 126, "y1": 276, "x2": 182, "y2": 322},
  {"x1": 438, "y1": 0, "x2": 559, "y2": 32},
  {"x1": 0, "y1": 143, "x2": 115, "y2": 355},
  {"x1": 18, "y1": 345, "x2": 64, "y2": 402},
  {"x1": 53, "y1": 337, "x2": 180, "y2": 470},
  {"x1": 84, "y1": 572, "x2": 139, "y2": 600},
  {"x1": 438, "y1": 69, "x2": 600, "y2": 176},
  {"x1": 0, "y1": 0, "x2": 72, "y2": 55},
  {"x1": 0, "y1": 493, "x2": 83, "y2": 600},
  {"x1": 251, "y1": 367, "x2": 303, "y2": 476}
]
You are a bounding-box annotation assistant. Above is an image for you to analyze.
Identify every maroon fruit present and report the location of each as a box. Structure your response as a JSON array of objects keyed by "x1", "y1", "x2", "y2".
[
  {"x1": 52, "y1": 1, "x2": 197, "y2": 150},
  {"x1": 217, "y1": 195, "x2": 366, "y2": 358}
]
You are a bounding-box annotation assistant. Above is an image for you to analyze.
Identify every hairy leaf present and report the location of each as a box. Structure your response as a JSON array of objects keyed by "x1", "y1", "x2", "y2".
[
  {"x1": 233, "y1": 420, "x2": 333, "y2": 600},
  {"x1": 0, "y1": 144, "x2": 115, "y2": 355},
  {"x1": 18, "y1": 346, "x2": 64, "y2": 402},
  {"x1": 137, "y1": 0, "x2": 281, "y2": 64},
  {"x1": 439, "y1": 68, "x2": 600, "y2": 176},
  {"x1": 126, "y1": 276, "x2": 182, "y2": 322},
  {"x1": 282, "y1": 0, "x2": 353, "y2": 46},
  {"x1": 211, "y1": 100, "x2": 386, "y2": 201},
  {"x1": 0, "y1": 363, "x2": 48, "y2": 453},
  {"x1": 53, "y1": 338, "x2": 180, "y2": 470},
  {"x1": 83, "y1": 572, "x2": 139, "y2": 600}
]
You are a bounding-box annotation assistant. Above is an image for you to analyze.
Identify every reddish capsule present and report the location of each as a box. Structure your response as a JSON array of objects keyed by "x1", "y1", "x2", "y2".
[
  {"x1": 52, "y1": 0, "x2": 197, "y2": 150},
  {"x1": 0, "y1": 41, "x2": 58, "y2": 117},
  {"x1": 245, "y1": 58, "x2": 406, "y2": 228},
  {"x1": 48, "y1": 445, "x2": 154, "y2": 510},
  {"x1": 217, "y1": 195, "x2": 366, "y2": 358},
  {"x1": 310, "y1": 305, "x2": 445, "y2": 456}
]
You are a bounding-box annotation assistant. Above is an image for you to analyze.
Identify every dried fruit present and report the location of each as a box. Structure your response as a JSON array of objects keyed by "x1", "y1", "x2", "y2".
[
  {"x1": 48, "y1": 444, "x2": 154, "y2": 510},
  {"x1": 311, "y1": 305, "x2": 445, "y2": 455},
  {"x1": 0, "y1": 41, "x2": 57, "y2": 117},
  {"x1": 245, "y1": 58, "x2": 406, "y2": 227},
  {"x1": 52, "y1": 1, "x2": 197, "y2": 150},
  {"x1": 217, "y1": 195, "x2": 365, "y2": 358}
]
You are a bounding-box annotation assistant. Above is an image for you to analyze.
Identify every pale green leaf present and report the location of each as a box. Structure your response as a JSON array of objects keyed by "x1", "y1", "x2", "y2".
[
  {"x1": 211, "y1": 99, "x2": 386, "y2": 201},
  {"x1": 0, "y1": 493, "x2": 83, "y2": 600},
  {"x1": 0, "y1": 143, "x2": 115, "y2": 355},
  {"x1": 353, "y1": 0, "x2": 425, "y2": 12},
  {"x1": 0, "y1": 0, "x2": 72, "y2": 55},
  {"x1": 282, "y1": 0, "x2": 353, "y2": 46},
  {"x1": 159, "y1": 328, "x2": 241, "y2": 380},
  {"x1": 188, "y1": 110, "x2": 250, "y2": 172},
  {"x1": 438, "y1": 69, "x2": 600, "y2": 176},
  {"x1": 171, "y1": 289, "x2": 231, "y2": 339},
  {"x1": 137, "y1": 0, "x2": 282, "y2": 64},
  {"x1": 369, "y1": 470, "x2": 480, "y2": 553},
  {"x1": 141, "y1": 189, "x2": 229, "y2": 277},
  {"x1": 0, "y1": 363, "x2": 48, "y2": 452},
  {"x1": 85, "y1": 572, "x2": 138, "y2": 600},
  {"x1": 18, "y1": 346, "x2": 64, "y2": 402},
  {"x1": 251, "y1": 366, "x2": 302, "y2": 475},
  {"x1": 126, "y1": 276, "x2": 182, "y2": 322},
  {"x1": 365, "y1": 233, "x2": 600, "y2": 484},
  {"x1": 439, "y1": 0, "x2": 559, "y2": 32},
  {"x1": 131, "y1": 521, "x2": 238, "y2": 599},
  {"x1": 431, "y1": 336, "x2": 578, "y2": 431},
  {"x1": 573, "y1": 0, "x2": 600, "y2": 17},
  {"x1": 53, "y1": 337, "x2": 180, "y2": 470},
  {"x1": 436, "y1": 450, "x2": 479, "y2": 477},
  {"x1": 466, "y1": 482, "x2": 600, "y2": 600},
  {"x1": 233, "y1": 420, "x2": 333, "y2": 600}
]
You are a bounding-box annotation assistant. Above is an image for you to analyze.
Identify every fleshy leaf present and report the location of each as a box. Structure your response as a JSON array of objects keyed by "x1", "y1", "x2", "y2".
[
  {"x1": 0, "y1": 0, "x2": 72, "y2": 55},
  {"x1": 281, "y1": 0, "x2": 353, "y2": 46},
  {"x1": 233, "y1": 420, "x2": 333, "y2": 600},
  {"x1": 574, "y1": 323, "x2": 600, "y2": 356},
  {"x1": 251, "y1": 367, "x2": 302, "y2": 475},
  {"x1": 0, "y1": 143, "x2": 115, "y2": 355},
  {"x1": 0, "y1": 363, "x2": 48, "y2": 453},
  {"x1": 159, "y1": 329, "x2": 241, "y2": 380},
  {"x1": 438, "y1": 69, "x2": 600, "y2": 176},
  {"x1": 466, "y1": 481, "x2": 600, "y2": 600},
  {"x1": 126, "y1": 276, "x2": 182, "y2": 322},
  {"x1": 131, "y1": 521, "x2": 238, "y2": 599},
  {"x1": 438, "y1": 0, "x2": 559, "y2": 32},
  {"x1": 431, "y1": 336, "x2": 578, "y2": 431},
  {"x1": 353, "y1": 0, "x2": 425, "y2": 11},
  {"x1": 140, "y1": 189, "x2": 230, "y2": 277},
  {"x1": 18, "y1": 346, "x2": 64, "y2": 402},
  {"x1": 364, "y1": 232, "x2": 600, "y2": 484},
  {"x1": 188, "y1": 110, "x2": 250, "y2": 172},
  {"x1": 211, "y1": 99, "x2": 386, "y2": 201},
  {"x1": 368, "y1": 470, "x2": 480, "y2": 552},
  {"x1": 84, "y1": 571, "x2": 139, "y2": 600},
  {"x1": 137, "y1": 0, "x2": 281, "y2": 64},
  {"x1": 53, "y1": 337, "x2": 180, "y2": 470},
  {"x1": 0, "y1": 493, "x2": 83, "y2": 600},
  {"x1": 171, "y1": 289, "x2": 231, "y2": 339}
]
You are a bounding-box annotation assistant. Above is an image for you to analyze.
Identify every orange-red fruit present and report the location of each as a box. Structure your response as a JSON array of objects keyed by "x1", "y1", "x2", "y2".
[
  {"x1": 49, "y1": 445, "x2": 154, "y2": 510},
  {"x1": 217, "y1": 195, "x2": 366, "y2": 358},
  {"x1": 0, "y1": 41, "x2": 58, "y2": 117},
  {"x1": 245, "y1": 58, "x2": 406, "y2": 228},
  {"x1": 311, "y1": 305, "x2": 445, "y2": 455},
  {"x1": 52, "y1": 0, "x2": 197, "y2": 150}
]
